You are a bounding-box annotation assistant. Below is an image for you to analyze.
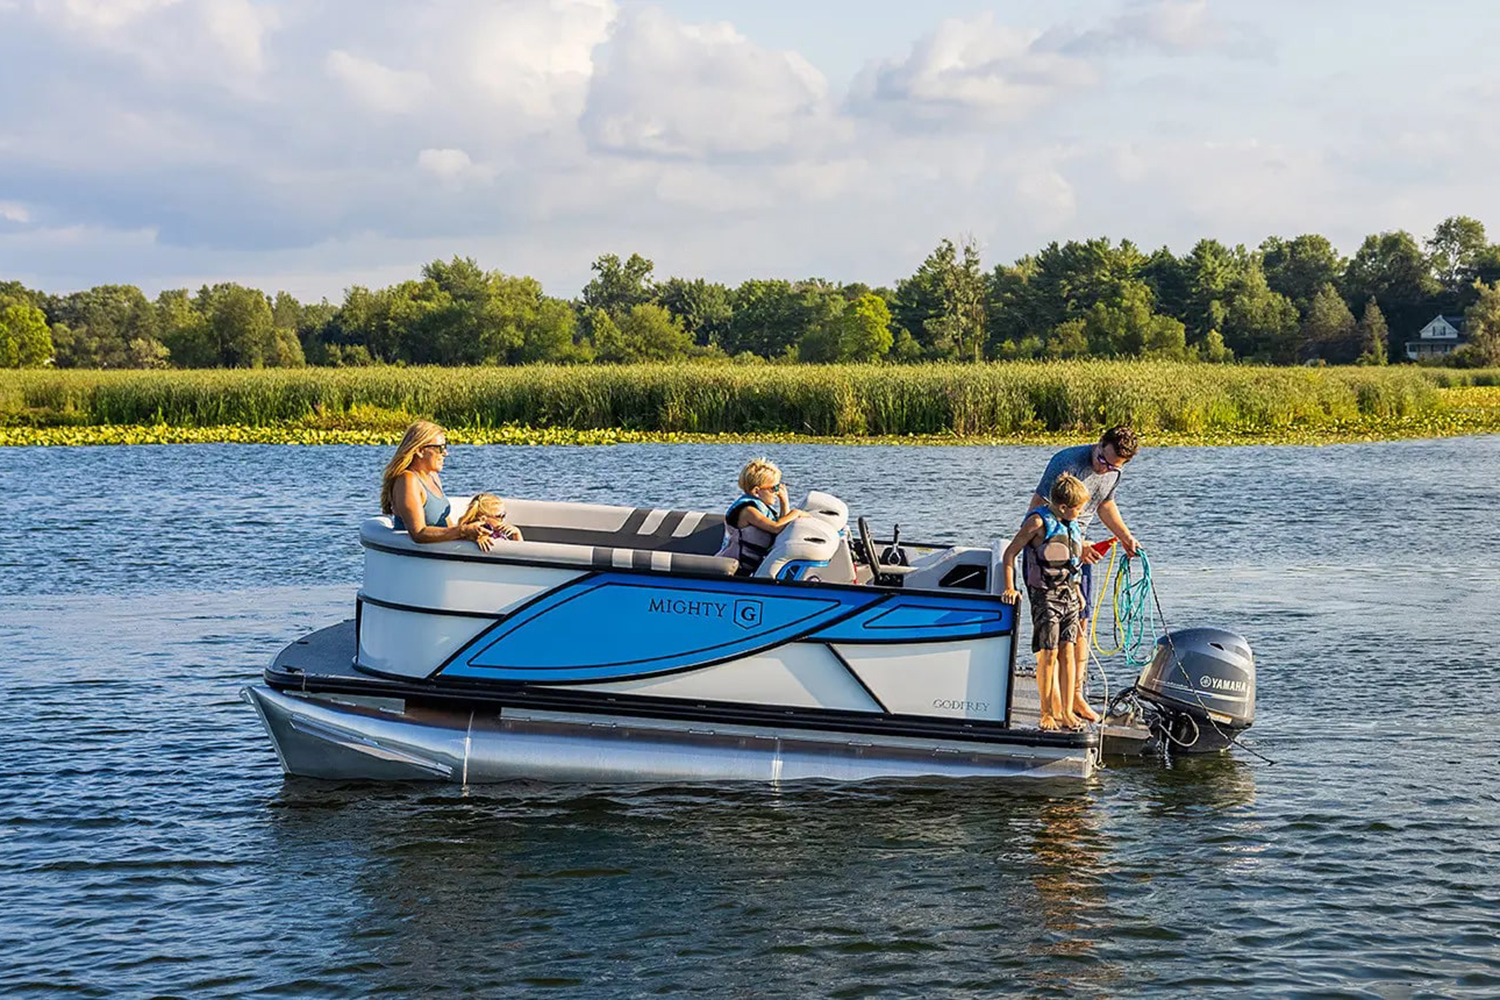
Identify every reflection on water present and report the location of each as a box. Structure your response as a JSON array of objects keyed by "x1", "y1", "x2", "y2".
[{"x1": 5, "y1": 439, "x2": 1500, "y2": 997}]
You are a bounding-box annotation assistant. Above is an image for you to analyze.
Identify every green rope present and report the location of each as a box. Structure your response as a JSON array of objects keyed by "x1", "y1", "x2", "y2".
[{"x1": 1111, "y1": 550, "x2": 1163, "y2": 668}]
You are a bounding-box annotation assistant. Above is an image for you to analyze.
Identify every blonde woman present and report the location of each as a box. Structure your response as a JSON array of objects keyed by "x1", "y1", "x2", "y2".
[{"x1": 380, "y1": 421, "x2": 487, "y2": 545}]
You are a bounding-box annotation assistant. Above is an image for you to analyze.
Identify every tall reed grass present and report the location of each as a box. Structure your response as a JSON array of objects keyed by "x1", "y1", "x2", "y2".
[{"x1": 0, "y1": 362, "x2": 1469, "y2": 437}]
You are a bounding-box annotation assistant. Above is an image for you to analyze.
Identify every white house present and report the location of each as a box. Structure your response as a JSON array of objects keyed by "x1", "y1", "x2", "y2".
[{"x1": 1405, "y1": 314, "x2": 1467, "y2": 360}]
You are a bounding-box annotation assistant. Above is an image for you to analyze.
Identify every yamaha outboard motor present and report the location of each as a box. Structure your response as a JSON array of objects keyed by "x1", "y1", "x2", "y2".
[{"x1": 1133, "y1": 628, "x2": 1255, "y2": 753}]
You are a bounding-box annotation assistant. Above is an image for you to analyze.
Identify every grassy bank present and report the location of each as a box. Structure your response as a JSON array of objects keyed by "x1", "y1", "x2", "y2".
[{"x1": 3, "y1": 363, "x2": 1499, "y2": 446}]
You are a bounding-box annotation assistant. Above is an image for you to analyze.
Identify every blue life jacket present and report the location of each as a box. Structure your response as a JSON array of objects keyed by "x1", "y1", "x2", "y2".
[
  {"x1": 717, "y1": 494, "x2": 777, "y2": 576},
  {"x1": 1022, "y1": 506, "x2": 1082, "y2": 590}
]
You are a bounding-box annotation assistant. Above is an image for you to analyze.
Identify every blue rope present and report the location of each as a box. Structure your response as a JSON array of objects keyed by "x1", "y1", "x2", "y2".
[{"x1": 1111, "y1": 550, "x2": 1162, "y2": 668}]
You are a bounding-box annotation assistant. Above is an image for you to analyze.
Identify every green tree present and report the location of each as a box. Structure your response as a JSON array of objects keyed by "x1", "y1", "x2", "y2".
[
  {"x1": 0, "y1": 300, "x2": 53, "y2": 367},
  {"x1": 587, "y1": 308, "x2": 627, "y2": 363},
  {"x1": 413, "y1": 257, "x2": 515, "y2": 364},
  {"x1": 583, "y1": 253, "x2": 656, "y2": 316},
  {"x1": 836, "y1": 293, "x2": 893, "y2": 362},
  {"x1": 937, "y1": 237, "x2": 987, "y2": 361},
  {"x1": 513, "y1": 295, "x2": 585, "y2": 363},
  {"x1": 1220, "y1": 261, "x2": 1300, "y2": 362},
  {"x1": 1055, "y1": 280, "x2": 1184, "y2": 359},
  {"x1": 892, "y1": 247, "x2": 948, "y2": 355},
  {"x1": 296, "y1": 299, "x2": 339, "y2": 365},
  {"x1": 725, "y1": 280, "x2": 813, "y2": 358},
  {"x1": 335, "y1": 284, "x2": 417, "y2": 363},
  {"x1": 1045, "y1": 318, "x2": 1089, "y2": 358},
  {"x1": 1357, "y1": 298, "x2": 1388, "y2": 365},
  {"x1": 1300, "y1": 283, "x2": 1359, "y2": 363},
  {"x1": 270, "y1": 290, "x2": 301, "y2": 331},
  {"x1": 1197, "y1": 329, "x2": 1234, "y2": 363},
  {"x1": 1342, "y1": 230, "x2": 1440, "y2": 358},
  {"x1": 0, "y1": 280, "x2": 42, "y2": 309},
  {"x1": 196, "y1": 283, "x2": 277, "y2": 367},
  {"x1": 270, "y1": 327, "x2": 306, "y2": 367},
  {"x1": 984, "y1": 256, "x2": 1040, "y2": 352},
  {"x1": 898, "y1": 237, "x2": 987, "y2": 360},
  {"x1": 613, "y1": 303, "x2": 693, "y2": 361},
  {"x1": 1457, "y1": 280, "x2": 1500, "y2": 367},
  {"x1": 258, "y1": 289, "x2": 308, "y2": 367},
  {"x1": 655, "y1": 277, "x2": 732, "y2": 347},
  {"x1": 890, "y1": 328, "x2": 922, "y2": 363},
  {"x1": 1139, "y1": 246, "x2": 1191, "y2": 322},
  {"x1": 793, "y1": 300, "x2": 844, "y2": 363},
  {"x1": 48, "y1": 285, "x2": 166, "y2": 368},
  {"x1": 1427, "y1": 216, "x2": 1488, "y2": 289},
  {"x1": 1183, "y1": 239, "x2": 1251, "y2": 343},
  {"x1": 155, "y1": 289, "x2": 214, "y2": 367},
  {"x1": 1260, "y1": 234, "x2": 1345, "y2": 314}
]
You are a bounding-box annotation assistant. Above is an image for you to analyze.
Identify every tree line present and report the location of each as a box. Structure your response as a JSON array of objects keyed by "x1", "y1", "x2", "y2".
[{"x1": 4, "y1": 216, "x2": 1500, "y2": 370}]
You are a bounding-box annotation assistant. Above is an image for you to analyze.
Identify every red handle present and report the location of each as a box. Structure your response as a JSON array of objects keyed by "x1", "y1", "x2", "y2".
[{"x1": 1090, "y1": 537, "x2": 1116, "y2": 555}]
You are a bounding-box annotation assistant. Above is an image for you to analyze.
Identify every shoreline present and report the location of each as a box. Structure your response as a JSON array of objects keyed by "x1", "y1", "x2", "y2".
[
  {"x1": 6, "y1": 412, "x2": 1499, "y2": 448},
  {"x1": 5, "y1": 374, "x2": 1497, "y2": 448}
]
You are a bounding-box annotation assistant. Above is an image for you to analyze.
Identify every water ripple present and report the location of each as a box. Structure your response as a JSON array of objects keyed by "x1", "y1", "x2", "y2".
[{"x1": 3, "y1": 440, "x2": 1500, "y2": 997}]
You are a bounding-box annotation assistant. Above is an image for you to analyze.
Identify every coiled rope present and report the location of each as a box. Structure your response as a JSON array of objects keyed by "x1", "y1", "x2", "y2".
[{"x1": 1089, "y1": 543, "x2": 1160, "y2": 668}]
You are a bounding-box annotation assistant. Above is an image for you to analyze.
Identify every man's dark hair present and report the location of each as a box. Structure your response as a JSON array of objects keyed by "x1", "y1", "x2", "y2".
[{"x1": 1100, "y1": 425, "x2": 1138, "y2": 459}]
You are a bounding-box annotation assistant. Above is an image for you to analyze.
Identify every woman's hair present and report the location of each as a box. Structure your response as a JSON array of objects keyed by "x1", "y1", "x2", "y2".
[
  {"x1": 738, "y1": 457, "x2": 781, "y2": 494},
  {"x1": 380, "y1": 420, "x2": 445, "y2": 514},
  {"x1": 1050, "y1": 472, "x2": 1090, "y2": 508},
  {"x1": 459, "y1": 493, "x2": 505, "y2": 525}
]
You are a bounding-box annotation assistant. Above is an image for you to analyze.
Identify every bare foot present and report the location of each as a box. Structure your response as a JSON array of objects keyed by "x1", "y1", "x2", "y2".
[
  {"x1": 1039, "y1": 714, "x2": 1060, "y2": 731},
  {"x1": 1060, "y1": 712, "x2": 1084, "y2": 729},
  {"x1": 1072, "y1": 702, "x2": 1102, "y2": 723}
]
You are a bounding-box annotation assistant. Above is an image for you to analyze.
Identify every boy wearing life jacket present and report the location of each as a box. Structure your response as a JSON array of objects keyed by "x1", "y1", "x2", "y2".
[
  {"x1": 1027, "y1": 425, "x2": 1141, "y2": 724},
  {"x1": 716, "y1": 458, "x2": 807, "y2": 576},
  {"x1": 999, "y1": 473, "x2": 1090, "y2": 731}
]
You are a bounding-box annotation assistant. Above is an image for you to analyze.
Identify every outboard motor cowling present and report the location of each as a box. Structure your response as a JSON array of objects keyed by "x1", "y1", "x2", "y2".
[{"x1": 1134, "y1": 628, "x2": 1255, "y2": 753}]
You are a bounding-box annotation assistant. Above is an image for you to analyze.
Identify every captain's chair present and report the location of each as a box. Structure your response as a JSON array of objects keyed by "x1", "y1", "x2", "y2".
[{"x1": 755, "y1": 490, "x2": 857, "y2": 583}]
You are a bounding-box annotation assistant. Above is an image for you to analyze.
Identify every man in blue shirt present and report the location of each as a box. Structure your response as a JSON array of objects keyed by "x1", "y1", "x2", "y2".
[{"x1": 1026, "y1": 425, "x2": 1141, "y2": 723}]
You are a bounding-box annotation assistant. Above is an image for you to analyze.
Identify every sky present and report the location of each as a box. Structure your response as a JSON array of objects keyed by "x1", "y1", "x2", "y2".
[{"x1": 2, "y1": 0, "x2": 1498, "y2": 302}]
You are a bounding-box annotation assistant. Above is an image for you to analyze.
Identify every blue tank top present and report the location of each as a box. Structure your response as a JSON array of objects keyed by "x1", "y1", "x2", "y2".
[{"x1": 392, "y1": 474, "x2": 450, "y2": 532}]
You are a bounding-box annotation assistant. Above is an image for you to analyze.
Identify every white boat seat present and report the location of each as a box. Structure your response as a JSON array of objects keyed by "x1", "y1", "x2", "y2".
[
  {"x1": 363, "y1": 513, "x2": 738, "y2": 576},
  {"x1": 755, "y1": 516, "x2": 843, "y2": 582},
  {"x1": 443, "y1": 496, "x2": 726, "y2": 556},
  {"x1": 799, "y1": 490, "x2": 849, "y2": 534}
]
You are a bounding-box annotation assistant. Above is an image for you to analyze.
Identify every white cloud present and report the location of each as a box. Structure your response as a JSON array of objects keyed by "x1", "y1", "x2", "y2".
[
  {"x1": 580, "y1": 6, "x2": 841, "y2": 159},
  {"x1": 0, "y1": 0, "x2": 1494, "y2": 305},
  {"x1": 416, "y1": 147, "x2": 486, "y2": 183},
  {"x1": 326, "y1": 50, "x2": 432, "y2": 114},
  {"x1": 462, "y1": 0, "x2": 616, "y2": 119},
  {"x1": 1014, "y1": 167, "x2": 1078, "y2": 230},
  {"x1": 31, "y1": 0, "x2": 279, "y2": 83},
  {"x1": 1046, "y1": 0, "x2": 1272, "y2": 60},
  {"x1": 848, "y1": 12, "x2": 1096, "y2": 130}
]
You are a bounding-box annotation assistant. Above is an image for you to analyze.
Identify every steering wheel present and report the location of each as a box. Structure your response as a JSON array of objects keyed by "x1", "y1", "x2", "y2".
[{"x1": 856, "y1": 516, "x2": 885, "y2": 585}]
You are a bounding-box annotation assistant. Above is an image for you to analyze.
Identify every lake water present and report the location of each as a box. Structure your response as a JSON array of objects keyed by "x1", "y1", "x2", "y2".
[{"x1": 3, "y1": 438, "x2": 1499, "y2": 998}]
